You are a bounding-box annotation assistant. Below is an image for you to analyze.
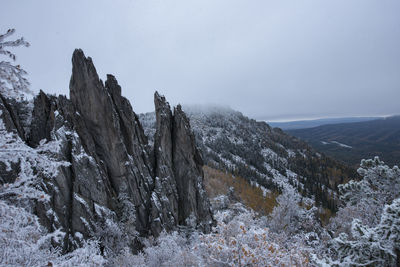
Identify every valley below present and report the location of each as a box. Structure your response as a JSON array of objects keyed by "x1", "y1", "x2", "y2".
[{"x1": 286, "y1": 116, "x2": 400, "y2": 168}]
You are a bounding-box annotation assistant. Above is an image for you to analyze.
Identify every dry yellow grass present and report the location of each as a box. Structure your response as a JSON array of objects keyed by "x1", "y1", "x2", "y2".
[{"x1": 203, "y1": 166, "x2": 278, "y2": 215}]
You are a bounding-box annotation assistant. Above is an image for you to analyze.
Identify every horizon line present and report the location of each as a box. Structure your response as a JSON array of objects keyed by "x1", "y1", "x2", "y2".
[{"x1": 263, "y1": 114, "x2": 397, "y2": 123}]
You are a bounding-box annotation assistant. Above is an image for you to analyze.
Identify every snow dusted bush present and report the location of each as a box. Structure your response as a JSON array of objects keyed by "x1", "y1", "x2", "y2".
[
  {"x1": 113, "y1": 203, "x2": 312, "y2": 266},
  {"x1": 144, "y1": 231, "x2": 202, "y2": 267},
  {"x1": 56, "y1": 240, "x2": 106, "y2": 267},
  {"x1": 0, "y1": 199, "x2": 60, "y2": 266},
  {"x1": 109, "y1": 230, "x2": 202, "y2": 267},
  {"x1": 0, "y1": 199, "x2": 105, "y2": 266},
  {"x1": 0, "y1": 126, "x2": 69, "y2": 202},
  {"x1": 109, "y1": 247, "x2": 147, "y2": 267},
  {"x1": 197, "y1": 205, "x2": 311, "y2": 266}
]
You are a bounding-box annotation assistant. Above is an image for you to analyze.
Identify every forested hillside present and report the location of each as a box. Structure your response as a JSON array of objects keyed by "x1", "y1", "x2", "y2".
[{"x1": 140, "y1": 105, "x2": 358, "y2": 212}]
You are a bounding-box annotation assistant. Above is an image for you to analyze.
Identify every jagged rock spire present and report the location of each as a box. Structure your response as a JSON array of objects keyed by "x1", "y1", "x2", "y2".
[
  {"x1": 0, "y1": 49, "x2": 213, "y2": 252},
  {"x1": 154, "y1": 92, "x2": 213, "y2": 232},
  {"x1": 69, "y1": 49, "x2": 155, "y2": 235}
]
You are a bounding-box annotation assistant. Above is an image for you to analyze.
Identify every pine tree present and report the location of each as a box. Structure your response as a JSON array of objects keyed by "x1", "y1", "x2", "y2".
[{"x1": 0, "y1": 29, "x2": 31, "y2": 99}]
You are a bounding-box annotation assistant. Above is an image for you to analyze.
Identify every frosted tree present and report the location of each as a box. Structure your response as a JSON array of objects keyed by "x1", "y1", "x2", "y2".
[
  {"x1": 318, "y1": 199, "x2": 400, "y2": 266},
  {"x1": 340, "y1": 157, "x2": 400, "y2": 206},
  {"x1": 269, "y1": 187, "x2": 302, "y2": 234},
  {"x1": 268, "y1": 187, "x2": 320, "y2": 237},
  {"x1": 0, "y1": 29, "x2": 32, "y2": 99},
  {"x1": 378, "y1": 198, "x2": 400, "y2": 265},
  {"x1": 329, "y1": 157, "x2": 400, "y2": 236},
  {"x1": 319, "y1": 158, "x2": 400, "y2": 266}
]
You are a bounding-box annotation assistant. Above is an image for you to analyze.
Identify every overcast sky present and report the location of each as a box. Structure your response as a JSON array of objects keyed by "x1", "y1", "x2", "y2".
[{"x1": 1, "y1": 0, "x2": 399, "y2": 121}]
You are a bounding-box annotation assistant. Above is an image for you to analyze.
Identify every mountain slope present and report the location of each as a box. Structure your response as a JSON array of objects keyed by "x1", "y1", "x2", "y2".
[
  {"x1": 287, "y1": 116, "x2": 400, "y2": 167},
  {"x1": 140, "y1": 105, "x2": 358, "y2": 211}
]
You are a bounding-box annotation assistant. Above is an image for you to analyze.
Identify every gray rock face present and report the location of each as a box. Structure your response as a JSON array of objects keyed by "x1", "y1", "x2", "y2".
[
  {"x1": 151, "y1": 92, "x2": 179, "y2": 232},
  {"x1": 70, "y1": 49, "x2": 154, "y2": 235},
  {"x1": 172, "y1": 105, "x2": 213, "y2": 231},
  {"x1": 0, "y1": 94, "x2": 30, "y2": 184},
  {"x1": 0, "y1": 94, "x2": 30, "y2": 140},
  {"x1": 28, "y1": 90, "x2": 57, "y2": 147},
  {"x1": 152, "y1": 92, "x2": 213, "y2": 232},
  {"x1": 0, "y1": 49, "x2": 213, "y2": 252}
]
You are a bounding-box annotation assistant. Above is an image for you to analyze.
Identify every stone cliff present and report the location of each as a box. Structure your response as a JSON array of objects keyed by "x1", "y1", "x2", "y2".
[{"x1": 0, "y1": 49, "x2": 213, "y2": 252}]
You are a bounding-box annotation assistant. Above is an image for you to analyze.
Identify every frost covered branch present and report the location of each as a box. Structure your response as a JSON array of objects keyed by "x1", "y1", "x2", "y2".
[{"x1": 0, "y1": 29, "x2": 32, "y2": 99}]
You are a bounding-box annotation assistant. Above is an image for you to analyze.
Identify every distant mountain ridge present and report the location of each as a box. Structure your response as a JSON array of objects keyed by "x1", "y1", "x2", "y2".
[
  {"x1": 287, "y1": 116, "x2": 400, "y2": 167},
  {"x1": 268, "y1": 116, "x2": 382, "y2": 130}
]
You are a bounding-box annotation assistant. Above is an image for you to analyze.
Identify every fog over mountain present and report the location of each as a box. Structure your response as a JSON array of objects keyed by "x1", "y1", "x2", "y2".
[{"x1": 1, "y1": 0, "x2": 400, "y2": 120}]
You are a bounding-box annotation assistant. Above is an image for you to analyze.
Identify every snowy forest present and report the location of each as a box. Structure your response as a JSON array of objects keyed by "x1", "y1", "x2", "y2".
[{"x1": 1, "y1": 28, "x2": 400, "y2": 267}]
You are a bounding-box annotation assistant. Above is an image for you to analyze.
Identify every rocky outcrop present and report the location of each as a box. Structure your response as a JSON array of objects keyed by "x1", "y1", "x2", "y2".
[
  {"x1": 0, "y1": 94, "x2": 30, "y2": 140},
  {"x1": 151, "y1": 92, "x2": 179, "y2": 232},
  {"x1": 0, "y1": 93, "x2": 31, "y2": 184},
  {"x1": 70, "y1": 49, "x2": 154, "y2": 236},
  {"x1": 153, "y1": 93, "x2": 213, "y2": 232},
  {"x1": 172, "y1": 105, "x2": 213, "y2": 231},
  {"x1": 28, "y1": 90, "x2": 57, "y2": 147},
  {"x1": 0, "y1": 49, "x2": 213, "y2": 252}
]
